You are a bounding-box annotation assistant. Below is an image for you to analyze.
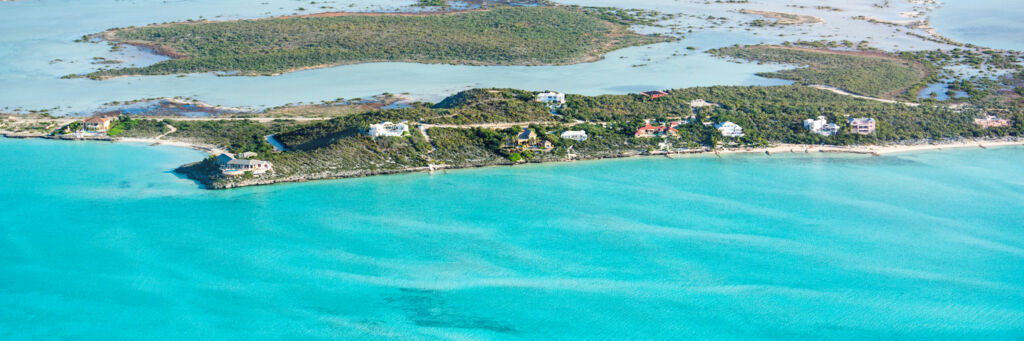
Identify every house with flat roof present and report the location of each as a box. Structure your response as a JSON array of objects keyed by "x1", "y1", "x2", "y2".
[
  {"x1": 848, "y1": 117, "x2": 876, "y2": 135},
  {"x1": 715, "y1": 121, "x2": 745, "y2": 137},
  {"x1": 83, "y1": 117, "x2": 112, "y2": 133},
  {"x1": 560, "y1": 130, "x2": 587, "y2": 141},
  {"x1": 367, "y1": 121, "x2": 409, "y2": 137},
  {"x1": 804, "y1": 116, "x2": 840, "y2": 136},
  {"x1": 536, "y1": 92, "x2": 566, "y2": 105}
]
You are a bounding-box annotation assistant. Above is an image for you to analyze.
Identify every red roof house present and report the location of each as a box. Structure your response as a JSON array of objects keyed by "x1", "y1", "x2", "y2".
[{"x1": 642, "y1": 90, "x2": 669, "y2": 99}]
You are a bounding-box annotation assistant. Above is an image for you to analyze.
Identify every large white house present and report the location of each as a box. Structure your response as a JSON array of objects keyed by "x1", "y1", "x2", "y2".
[
  {"x1": 715, "y1": 121, "x2": 745, "y2": 137},
  {"x1": 536, "y1": 92, "x2": 566, "y2": 105},
  {"x1": 368, "y1": 121, "x2": 409, "y2": 137},
  {"x1": 804, "y1": 116, "x2": 840, "y2": 136},
  {"x1": 560, "y1": 130, "x2": 588, "y2": 141}
]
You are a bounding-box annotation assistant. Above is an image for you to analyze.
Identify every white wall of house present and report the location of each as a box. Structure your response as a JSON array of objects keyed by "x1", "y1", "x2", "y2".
[
  {"x1": 560, "y1": 130, "x2": 587, "y2": 141},
  {"x1": 368, "y1": 122, "x2": 409, "y2": 137}
]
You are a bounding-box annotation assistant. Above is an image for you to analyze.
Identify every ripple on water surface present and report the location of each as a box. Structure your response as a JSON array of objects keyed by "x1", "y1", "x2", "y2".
[{"x1": 1, "y1": 139, "x2": 1023, "y2": 339}]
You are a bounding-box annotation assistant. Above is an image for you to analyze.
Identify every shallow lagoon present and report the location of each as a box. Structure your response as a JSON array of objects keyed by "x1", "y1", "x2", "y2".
[
  {"x1": 0, "y1": 0, "x2": 791, "y2": 113},
  {"x1": 0, "y1": 0, "x2": 956, "y2": 114},
  {"x1": 931, "y1": 0, "x2": 1024, "y2": 51},
  {"x1": 1, "y1": 138, "x2": 1023, "y2": 339}
]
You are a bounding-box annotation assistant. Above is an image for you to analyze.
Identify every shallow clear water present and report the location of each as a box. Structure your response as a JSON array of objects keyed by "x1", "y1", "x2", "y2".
[
  {"x1": 0, "y1": 0, "x2": 793, "y2": 114},
  {"x1": 917, "y1": 82, "x2": 967, "y2": 100},
  {"x1": 2, "y1": 138, "x2": 1022, "y2": 339},
  {"x1": 931, "y1": 0, "x2": 1024, "y2": 51}
]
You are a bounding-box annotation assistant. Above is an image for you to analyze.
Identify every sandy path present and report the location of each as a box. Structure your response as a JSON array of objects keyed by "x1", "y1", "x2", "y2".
[{"x1": 809, "y1": 85, "x2": 920, "y2": 106}]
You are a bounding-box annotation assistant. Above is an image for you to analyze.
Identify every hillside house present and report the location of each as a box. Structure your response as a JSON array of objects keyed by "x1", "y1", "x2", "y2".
[
  {"x1": 642, "y1": 90, "x2": 669, "y2": 99},
  {"x1": 517, "y1": 128, "x2": 537, "y2": 146},
  {"x1": 848, "y1": 117, "x2": 876, "y2": 135},
  {"x1": 635, "y1": 123, "x2": 678, "y2": 138},
  {"x1": 83, "y1": 117, "x2": 112, "y2": 132},
  {"x1": 560, "y1": 130, "x2": 588, "y2": 141},
  {"x1": 715, "y1": 121, "x2": 745, "y2": 137},
  {"x1": 368, "y1": 121, "x2": 409, "y2": 137},
  {"x1": 536, "y1": 92, "x2": 566, "y2": 105}
]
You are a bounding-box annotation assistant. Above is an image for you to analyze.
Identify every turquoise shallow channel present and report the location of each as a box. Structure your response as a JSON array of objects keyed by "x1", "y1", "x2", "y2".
[{"x1": 1, "y1": 138, "x2": 1023, "y2": 339}]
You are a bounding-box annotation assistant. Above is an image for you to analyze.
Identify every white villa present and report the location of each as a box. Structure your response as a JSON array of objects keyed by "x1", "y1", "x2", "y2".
[
  {"x1": 368, "y1": 121, "x2": 409, "y2": 137},
  {"x1": 560, "y1": 130, "x2": 588, "y2": 141},
  {"x1": 715, "y1": 121, "x2": 745, "y2": 137},
  {"x1": 536, "y1": 92, "x2": 566, "y2": 105},
  {"x1": 216, "y1": 153, "x2": 273, "y2": 176},
  {"x1": 804, "y1": 116, "x2": 840, "y2": 136}
]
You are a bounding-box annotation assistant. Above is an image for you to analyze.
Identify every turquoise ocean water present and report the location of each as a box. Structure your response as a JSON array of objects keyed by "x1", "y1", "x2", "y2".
[{"x1": 1, "y1": 138, "x2": 1022, "y2": 339}]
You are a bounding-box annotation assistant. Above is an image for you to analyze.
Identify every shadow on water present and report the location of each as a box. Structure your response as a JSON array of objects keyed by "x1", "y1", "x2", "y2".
[
  {"x1": 387, "y1": 288, "x2": 519, "y2": 334},
  {"x1": 166, "y1": 170, "x2": 209, "y2": 190}
]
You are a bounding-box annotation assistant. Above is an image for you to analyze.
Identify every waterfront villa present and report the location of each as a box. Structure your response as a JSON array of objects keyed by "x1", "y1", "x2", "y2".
[
  {"x1": 83, "y1": 117, "x2": 112, "y2": 132},
  {"x1": 536, "y1": 92, "x2": 566, "y2": 105},
  {"x1": 216, "y1": 153, "x2": 273, "y2": 176},
  {"x1": 715, "y1": 121, "x2": 745, "y2": 137},
  {"x1": 367, "y1": 121, "x2": 409, "y2": 137},
  {"x1": 224, "y1": 159, "x2": 273, "y2": 175},
  {"x1": 974, "y1": 115, "x2": 1012, "y2": 128},
  {"x1": 635, "y1": 123, "x2": 678, "y2": 138},
  {"x1": 560, "y1": 130, "x2": 588, "y2": 141},
  {"x1": 642, "y1": 90, "x2": 669, "y2": 99},
  {"x1": 804, "y1": 116, "x2": 840, "y2": 136},
  {"x1": 848, "y1": 117, "x2": 876, "y2": 135}
]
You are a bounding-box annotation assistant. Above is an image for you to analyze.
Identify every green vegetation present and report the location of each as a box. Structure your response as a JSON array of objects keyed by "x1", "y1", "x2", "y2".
[
  {"x1": 82, "y1": 6, "x2": 672, "y2": 78},
  {"x1": 711, "y1": 45, "x2": 929, "y2": 98},
  {"x1": 164, "y1": 119, "x2": 298, "y2": 155},
  {"x1": 106, "y1": 116, "x2": 167, "y2": 137},
  {"x1": 112, "y1": 86, "x2": 1022, "y2": 189}
]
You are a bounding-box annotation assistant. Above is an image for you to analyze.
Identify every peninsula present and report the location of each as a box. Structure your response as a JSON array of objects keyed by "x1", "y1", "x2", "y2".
[
  {"x1": 10, "y1": 82, "x2": 1017, "y2": 189},
  {"x1": 77, "y1": 6, "x2": 672, "y2": 79}
]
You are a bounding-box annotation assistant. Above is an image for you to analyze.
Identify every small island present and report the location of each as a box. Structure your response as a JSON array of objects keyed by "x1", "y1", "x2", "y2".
[{"x1": 77, "y1": 6, "x2": 673, "y2": 79}]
